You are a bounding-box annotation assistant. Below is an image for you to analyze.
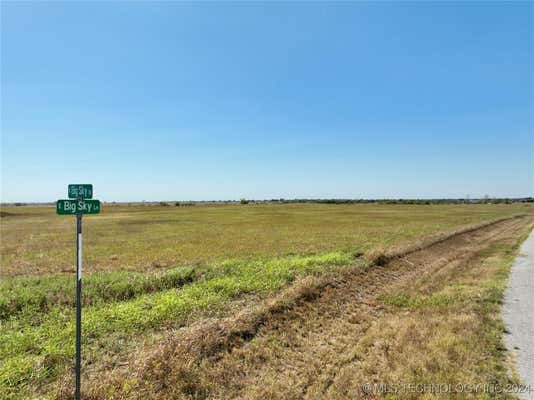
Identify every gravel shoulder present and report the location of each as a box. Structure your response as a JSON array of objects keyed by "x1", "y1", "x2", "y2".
[{"x1": 504, "y1": 228, "x2": 534, "y2": 400}]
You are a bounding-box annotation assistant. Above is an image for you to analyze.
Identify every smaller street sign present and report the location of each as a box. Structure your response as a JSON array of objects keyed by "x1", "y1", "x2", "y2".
[
  {"x1": 68, "y1": 184, "x2": 93, "y2": 199},
  {"x1": 57, "y1": 199, "x2": 101, "y2": 215}
]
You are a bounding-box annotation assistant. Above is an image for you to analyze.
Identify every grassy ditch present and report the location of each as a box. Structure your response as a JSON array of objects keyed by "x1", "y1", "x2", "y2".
[{"x1": 0, "y1": 251, "x2": 355, "y2": 399}]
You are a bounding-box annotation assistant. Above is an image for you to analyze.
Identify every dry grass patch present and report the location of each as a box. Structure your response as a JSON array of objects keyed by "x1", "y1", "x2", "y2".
[
  {"x1": 329, "y1": 227, "x2": 533, "y2": 399},
  {"x1": 75, "y1": 274, "x2": 337, "y2": 400}
]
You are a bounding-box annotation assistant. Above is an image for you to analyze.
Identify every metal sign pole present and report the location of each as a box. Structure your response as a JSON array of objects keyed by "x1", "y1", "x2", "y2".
[
  {"x1": 75, "y1": 213, "x2": 82, "y2": 400},
  {"x1": 57, "y1": 184, "x2": 100, "y2": 399}
]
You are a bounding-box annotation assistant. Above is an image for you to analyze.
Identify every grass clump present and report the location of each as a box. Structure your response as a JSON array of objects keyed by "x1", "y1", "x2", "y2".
[
  {"x1": 380, "y1": 293, "x2": 457, "y2": 309},
  {"x1": 0, "y1": 267, "x2": 195, "y2": 320}
]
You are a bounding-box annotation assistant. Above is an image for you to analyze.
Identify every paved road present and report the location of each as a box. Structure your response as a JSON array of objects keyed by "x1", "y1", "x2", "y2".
[{"x1": 504, "y1": 229, "x2": 534, "y2": 400}]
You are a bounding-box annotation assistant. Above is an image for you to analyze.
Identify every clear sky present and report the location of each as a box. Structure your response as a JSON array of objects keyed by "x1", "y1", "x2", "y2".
[{"x1": 1, "y1": 2, "x2": 532, "y2": 202}]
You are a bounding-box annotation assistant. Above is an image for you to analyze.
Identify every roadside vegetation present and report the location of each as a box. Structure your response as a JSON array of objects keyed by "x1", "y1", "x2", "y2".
[
  {"x1": 0, "y1": 203, "x2": 532, "y2": 399},
  {"x1": 105, "y1": 217, "x2": 529, "y2": 400},
  {"x1": 1, "y1": 251, "x2": 355, "y2": 399},
  {"x1": 358, "y1": 225, "x2": 533, "y2": 399},
  {"x1": 0, "y1": 268, "x2": 196, "y2": 319}
]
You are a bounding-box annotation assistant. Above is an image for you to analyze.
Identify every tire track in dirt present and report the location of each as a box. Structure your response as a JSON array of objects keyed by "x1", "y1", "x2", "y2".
[
  {"x1": 196, "y1": 217, "x2": 529, "y2": 400},
  {"x1": 81, "y1": 216, "x2": 529, "y2": 400}
]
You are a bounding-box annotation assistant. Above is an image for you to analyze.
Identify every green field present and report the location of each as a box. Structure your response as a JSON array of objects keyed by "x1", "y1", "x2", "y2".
[
  {"x1": 2, "y1": 203, "x2": 531, "y2": 278},
  {"x1": 0, "y1": 203, "x2": 532, "y2": 399}
]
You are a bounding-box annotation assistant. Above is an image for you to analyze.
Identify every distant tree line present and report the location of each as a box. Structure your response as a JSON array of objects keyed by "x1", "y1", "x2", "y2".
[
  {"x1": 3, "y1": 197, "x2": 533, "y2": 207},
  {"x1": 263, "y1": 197, "x2": 534, "y2": 205}
]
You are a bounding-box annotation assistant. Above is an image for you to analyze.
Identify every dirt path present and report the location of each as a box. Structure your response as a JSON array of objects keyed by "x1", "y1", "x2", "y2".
[
  {"x1": 191, "y1": 217, "x2": 529, "y2": 399},
  {"x1": 504, "y1": 228, "x2": 534, "y2": 400}
]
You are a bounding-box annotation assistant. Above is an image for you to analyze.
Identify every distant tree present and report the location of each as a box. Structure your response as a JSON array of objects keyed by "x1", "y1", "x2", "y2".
[{"x1": 240, "y1": 198, "x2": 249, "y2": 204}]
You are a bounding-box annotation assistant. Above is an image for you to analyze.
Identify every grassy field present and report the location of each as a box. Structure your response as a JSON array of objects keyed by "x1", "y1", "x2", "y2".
[
  {"x1": 0, "y1": 203, "x2": 532, "y2": 399},
  {"x1": 135, "y1": 217, "x2": 531, "y2": 400},
  {"x1": 1, "y1": 203, "x2": 531, "y2": 277}
]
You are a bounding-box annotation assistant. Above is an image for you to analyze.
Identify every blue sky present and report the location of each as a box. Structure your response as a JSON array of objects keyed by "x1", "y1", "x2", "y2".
[{"x1": 1, "y1": 2, "x2": 532, "y2": 202}]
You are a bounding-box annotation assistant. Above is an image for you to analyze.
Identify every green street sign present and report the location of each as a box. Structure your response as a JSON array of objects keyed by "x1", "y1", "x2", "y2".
[
  {"x1": 68, "y1": 184, "x2": 93, "y2": 199},
  {"x1": 57, "y1": 199, "x2": 101, "y2": 215}
]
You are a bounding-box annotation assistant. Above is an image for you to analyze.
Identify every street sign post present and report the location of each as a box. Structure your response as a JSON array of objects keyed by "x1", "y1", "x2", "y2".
[{"x1": 57, "y1": 185, "x2": 100, "y2": 400}]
